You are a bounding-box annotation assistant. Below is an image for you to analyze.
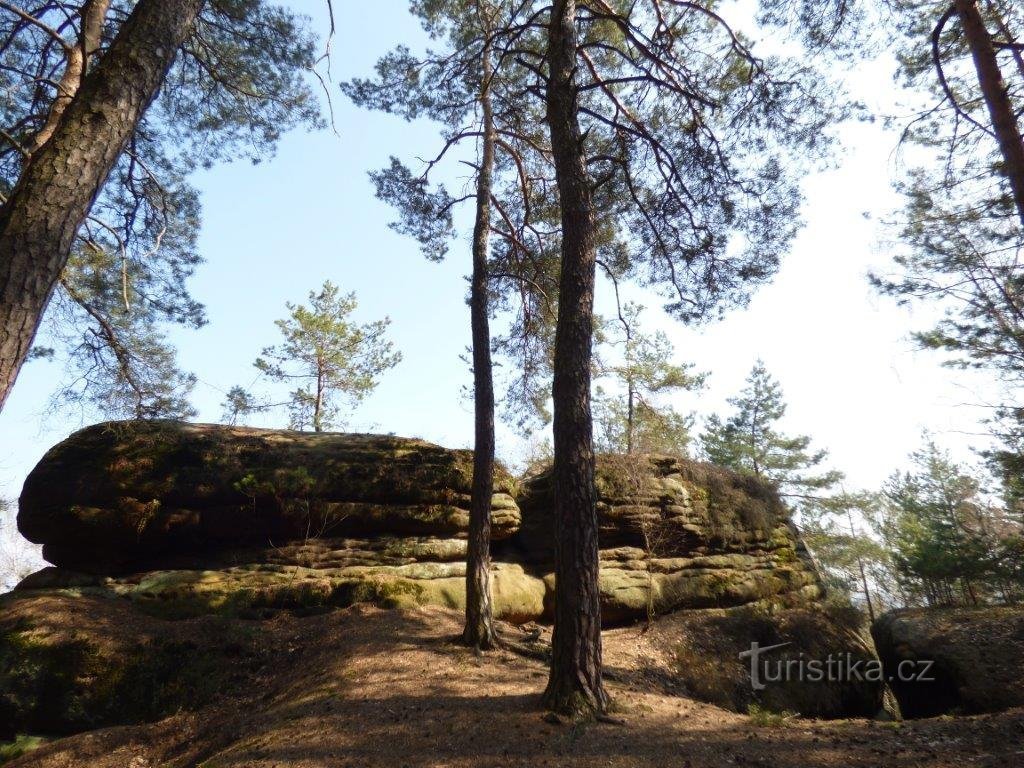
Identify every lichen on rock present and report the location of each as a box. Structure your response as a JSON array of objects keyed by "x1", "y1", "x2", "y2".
[
  {"x1": 514, "y1": 453, "x2": 822, "y2": 623},
  {"x1": 17, "y1": 421, "x2": 521, "y2": 574}
]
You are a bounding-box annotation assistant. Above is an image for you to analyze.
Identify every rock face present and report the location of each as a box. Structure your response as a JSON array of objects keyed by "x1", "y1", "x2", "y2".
[
  {"x1": 16, "y1": 423, "x2": 821, "y2": 626},
  {"x1": 872, "y1": 607, "x2": 1024, "y2": 717},
  {"x1": 606, "y1": 604, "x2": 885, "y2": 719},
  {"x1": 513, "y1": 455, "x2": 822, "y2": 623},
  {"x1": 18, "y1": 421, "x2": 521, "y2": 574},
  {"x1": 16, "y1": 557, "x2": 547, "y2": 626}
]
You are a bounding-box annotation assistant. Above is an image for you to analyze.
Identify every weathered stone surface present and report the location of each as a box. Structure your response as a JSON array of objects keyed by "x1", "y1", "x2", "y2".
[
  {"x1": 15, "y1": 425, "x2": 823, "y2": 629},
  {"x1": 18, "y1": 421, "x2": 520, "y2": 574},
  {"x1": 16, "y1": 558, "x2": 547, "y2": 625},
  {"x1": 515, "y1": 454, "x2": 822, "y2": 623},
  {"x1": 624, "y1": 604, "x2": 885, "y2": 719},
  {"x1": 872, "y1": 606, "x2": 1024, "y2": 717}
]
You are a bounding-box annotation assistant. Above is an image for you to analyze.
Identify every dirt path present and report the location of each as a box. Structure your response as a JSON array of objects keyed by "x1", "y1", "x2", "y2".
[{"x1": 10, "y1": 606, "x2": 1024, "y2": 768}]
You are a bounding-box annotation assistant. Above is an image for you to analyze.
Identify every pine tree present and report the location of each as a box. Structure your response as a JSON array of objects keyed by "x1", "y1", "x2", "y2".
[
  {"x1": 536, "y1": 0, "x2": 834, "y2": 717},
  {"x1": 869, "y1": 1, "x2": 1024, "y2": 371},
  {"x1": 700, "y1": 362, "x2": 901, "y2": 613},
  {"x1": 255, "y1": 282, "x2": 401, "y2": 433},
  {"x1": 702, "y1": 362, "x2": 843, "y2": 509},
  {"x1": 876, "y1": 440, "x2": 1016, "y2": 606},
  {"x1": 802, "y1": 495, "x2": 901, "y2": 620},
  {"x1": 221, "y1": 386, "x2": 264, "y2": 427},
  {"x1": 593, "y1": 303, "x2": 704, "y2": 456},
  {"x1": 774, "y1": 3, "x2": 1024, "y2": 511},
  {"x1": 0, "y1": 0, "x2": 321, "y2": 414},
  {"x1": 352, "y1": 0, "x2": 833, "y2": 715},
  {"x1": 343, "y1": 0, "x2": 558, "y2": 650}
]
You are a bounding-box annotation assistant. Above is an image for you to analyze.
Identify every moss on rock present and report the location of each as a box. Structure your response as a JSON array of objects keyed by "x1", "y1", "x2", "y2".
[
  {"x1": 0, "y1": 594, "x2": 264, "y2": 739},
  {"x1": 665, "y1": 604, "x2": 883, "y2": 719},
  {"x1": 16, "y1": 561, "x2": 548, "y2": 625},
  {"x1": 518, "y1": 454, "x2": 822, "y2": 624},
  {"x1": 18, "y1": 422, "x2": 521, "y2": 574}
]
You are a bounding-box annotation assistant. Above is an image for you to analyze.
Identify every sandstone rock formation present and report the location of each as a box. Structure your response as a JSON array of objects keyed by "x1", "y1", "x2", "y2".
[
  {"x1": 16, "y1": 423, "x2": 822, "y2": 627},
  {"x1": 513, "y1": 454, "x2": 822, "y2": 623},
  {"x1": 16, "y1": 421, "x2": 544, "y2": 623},
  {"x1": 603, "y1": 603, "x2": 885, "y2": 719},
  {"x1": 18, "y1": 421, "x2": 521, "y2": 574},
  {"x1": 872, "y1": 606, "x2": 1024, "y2": 717},
  {"x1": 3, "y1": 421, "x2": 898, "y2": 737}
]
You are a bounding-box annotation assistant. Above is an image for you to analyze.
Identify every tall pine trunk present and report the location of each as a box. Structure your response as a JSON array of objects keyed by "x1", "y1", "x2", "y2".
[
  {"x1": 542, "y1": 0, "x2": 608, "y2": 718},
  {"x1": 0, "y1": 0, "x2": 204, "y2": 411},
  {"x1": 463, "y1": 39, "x2": 498, "y2": 650},
  {"x1": 954, "y1": 0, "x2": 1024, "y2": 225}
]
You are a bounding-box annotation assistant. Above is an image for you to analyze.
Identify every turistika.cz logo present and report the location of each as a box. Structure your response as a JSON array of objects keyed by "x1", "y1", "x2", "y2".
[{"x1": 738, "y1": 641, "x2": 935, "y2": 691}]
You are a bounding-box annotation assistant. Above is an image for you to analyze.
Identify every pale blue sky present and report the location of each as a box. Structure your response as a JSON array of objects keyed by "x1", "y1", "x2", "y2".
[{"x1": 0, "y1": 1, "x2": 1005, "y2": 536}]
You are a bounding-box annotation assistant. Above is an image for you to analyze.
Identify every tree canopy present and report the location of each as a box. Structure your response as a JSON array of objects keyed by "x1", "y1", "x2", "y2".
[{"x1": 0, "y1": 0, "x2": 323, "y2": 416}]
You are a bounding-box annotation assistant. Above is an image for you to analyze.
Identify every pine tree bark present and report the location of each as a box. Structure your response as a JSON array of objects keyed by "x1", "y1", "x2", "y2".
[
  {"x1": 27, "y1": 0, "x2": 113, "y2": 155},
  {"x1": 954, "y1": 0, "x2": 1024, "y2": 226},
  {"x1": 542, "y1": 0, "x2": 608, "y2": 718},
  {"x1": 463, "y1": 36, "x2": 498, "y2": 651},
  {"x1": 0, "y1": 0, "x2": 204, "y2": 411}
]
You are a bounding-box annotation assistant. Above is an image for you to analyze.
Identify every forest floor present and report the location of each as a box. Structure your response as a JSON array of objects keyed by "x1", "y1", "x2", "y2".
[{"x1": 8, "y1": 604, "x2": 1024, "y2": 768}]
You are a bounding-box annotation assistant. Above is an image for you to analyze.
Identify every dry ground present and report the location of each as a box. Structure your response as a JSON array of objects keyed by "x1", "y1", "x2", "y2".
[{"x1": 8, "y1": 605, "x2": 1024, "y2": 768}]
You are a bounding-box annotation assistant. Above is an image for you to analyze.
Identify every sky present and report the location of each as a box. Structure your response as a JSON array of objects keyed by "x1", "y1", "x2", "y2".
[{"x1": 0, "y1": 2, "x2": 1009, "y2": 565}]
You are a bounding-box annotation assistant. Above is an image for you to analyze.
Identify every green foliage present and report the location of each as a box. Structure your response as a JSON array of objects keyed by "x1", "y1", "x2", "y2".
[
  {"x1": 747, "y1": 704, "x2": 796, "y2": 728},
  {"x1": 562, "y1": 3, "x2": 839, "y2": 327},
  {"x1": 346, "y1": 0, "x2": 841, "y2": 440},
  {"x1": 798, "y1": 507, "x2": 897, "y2": 610},
  {"x1": 873, "y1": 440, "x2": 1024, "y2": 607},
  {"x1": 698, "y1": 362, "x2": 897, "y2": 609},
  {"x1": 859, "y1": 3, "x2": 1024, "y2": 463},
  {"x1": 702, "y1": 362, "x2": 844, "y2": 514},
  {"x1": 254, "y1": 282, "x2": 401, "y2": 432},
  {"x1": 800, "y1": 496, "x2": 902, "y2": 616},
  {"x1": 768, "y1": 5, "x2": 1024, "y2": 536},
  {"x1": 0, "y1": 734, "x2": 46, "y2": 764},
  {"x1": 343, "y1": 1, "x2": 561, "y2": 435},
  {"x1": 1, "y1": 1, "x2": 322, "y2": 419},
  {"x1": 221, "y1": 386, "x2": 262, "y2": 426},
  {"x1": 594, "y1": 303, "x2": 705, "y2": 455},
  {"x1": 235, "y1": 468, "x2": 316, "y2": 501}
]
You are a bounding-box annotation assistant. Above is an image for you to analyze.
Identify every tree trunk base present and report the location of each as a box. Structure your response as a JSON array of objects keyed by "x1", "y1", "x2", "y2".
[
  {"x1": 542, "y1": 679, "x2": 609, "y2": 721},
  {"x1": 460, "y1": 623, "x2": 498, "y2": 652}
]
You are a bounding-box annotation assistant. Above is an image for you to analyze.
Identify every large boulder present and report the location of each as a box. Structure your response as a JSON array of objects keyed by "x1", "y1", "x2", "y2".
[
  {"x1": 603, "y1": 603, "x2": 885, "y2": 719},
  {"x1": 513, "y1": 454, "x2": 822, "y2": 623},
  {"x1": 14, "y1": 424, "x2": 823, "y2": 629},
  {"x1": 18, "y1": 421, "x2": 521, "y2": 574},
  {"x1": 872, "y1": 606, "x2": 1024, "y2": 717}
]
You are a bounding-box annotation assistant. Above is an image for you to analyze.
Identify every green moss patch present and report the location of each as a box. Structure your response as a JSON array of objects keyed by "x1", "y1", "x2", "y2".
[
  {"x1": 0, "y1": 607, "x2": 264, "y2": 738},
  {"x1": 0, "y1": 735, "x2": 47, "y2": 764}
]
